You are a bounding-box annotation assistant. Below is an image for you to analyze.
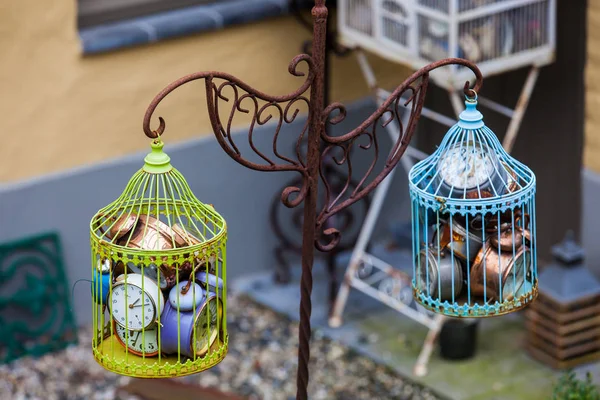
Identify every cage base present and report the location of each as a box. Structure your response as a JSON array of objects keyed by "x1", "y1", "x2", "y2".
[
  {"x1": 92, "y1": 334, "x2": 228, "y2": 378},
  {"x1": 413, "y1": 284, "x2": 538, "y2": 318}
]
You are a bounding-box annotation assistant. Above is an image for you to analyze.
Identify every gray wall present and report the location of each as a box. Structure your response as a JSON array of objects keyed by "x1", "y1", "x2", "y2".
[
  {"x1": 582, "y1": 168, "x2": 600, "y2": 278},
  {"x1": 0, "y1": 97, "x2": 411, "y2": 326}
]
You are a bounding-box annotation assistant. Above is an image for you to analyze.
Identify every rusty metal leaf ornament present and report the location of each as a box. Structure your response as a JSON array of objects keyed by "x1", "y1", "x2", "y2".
[
  {"x1": 143, "y1": 54, "x2": 315, "y2": 209},
  {"x1": 314, "y1": 58, "x2": 482, "y2": 251}
]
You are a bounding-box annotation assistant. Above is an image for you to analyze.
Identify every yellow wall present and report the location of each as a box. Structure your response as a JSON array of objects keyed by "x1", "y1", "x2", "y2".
[
  {"x1": 586, "y1": 0, "x2": 600, "y2": 173},
  {"x1": 0, "y1": 1, "x2": 411, "y2": 183}
]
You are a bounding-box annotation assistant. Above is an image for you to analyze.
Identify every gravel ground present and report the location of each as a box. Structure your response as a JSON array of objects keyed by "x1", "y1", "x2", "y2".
[{"x1": 0, "y1": 294, "x2": 441, "y2": 400}]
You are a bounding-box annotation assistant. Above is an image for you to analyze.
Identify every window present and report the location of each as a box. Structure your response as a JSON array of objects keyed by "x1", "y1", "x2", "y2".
[{"x1": 77, "y1": 0, "x2": 219, "y2": 29}]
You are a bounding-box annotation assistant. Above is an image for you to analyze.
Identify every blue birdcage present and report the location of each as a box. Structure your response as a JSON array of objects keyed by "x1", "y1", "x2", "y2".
[{"x1": 409, "y1": 95, "x2": 537, "y2": 318}]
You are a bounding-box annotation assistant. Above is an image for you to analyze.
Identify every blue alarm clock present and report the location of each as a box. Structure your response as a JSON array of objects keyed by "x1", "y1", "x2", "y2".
[
  {"x1": 91, "y1": 258, "x2": 111, "y2": 305},
  {"x1": 196, "y1": 271, "x2": 224, "y2": 297}
]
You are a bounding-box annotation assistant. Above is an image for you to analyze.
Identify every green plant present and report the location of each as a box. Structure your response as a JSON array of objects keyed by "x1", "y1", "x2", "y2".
[{"x1": 552, "y1": 370, "x2": 600, "y2": 400}]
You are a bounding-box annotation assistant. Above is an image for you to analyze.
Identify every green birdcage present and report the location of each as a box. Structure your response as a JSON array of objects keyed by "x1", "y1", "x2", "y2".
[{"x1": 89, "y1": 138, "x2": 228, "y2": 378}]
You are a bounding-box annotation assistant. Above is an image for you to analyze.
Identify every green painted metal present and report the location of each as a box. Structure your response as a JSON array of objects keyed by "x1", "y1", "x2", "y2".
[
  {"x1": 143, "y1": 139, "x2": 173, "y2": 174},
  {"x1": 0, "y1": 232, "x2": 78, "y2": 364},
  {"x1": 89, "y1": 138, "x2": 228, "y2": 378}
]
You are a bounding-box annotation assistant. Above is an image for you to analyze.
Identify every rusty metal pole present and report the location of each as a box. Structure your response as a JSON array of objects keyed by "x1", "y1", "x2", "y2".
[{"x1": 295, "y1": 2, "x2": 327, "y2": 398}]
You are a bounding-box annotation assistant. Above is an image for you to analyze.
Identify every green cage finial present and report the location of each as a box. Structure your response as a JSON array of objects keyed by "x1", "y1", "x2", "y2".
[{"x1": 143, "y1": 139, "x2": 172, "y2": 174}]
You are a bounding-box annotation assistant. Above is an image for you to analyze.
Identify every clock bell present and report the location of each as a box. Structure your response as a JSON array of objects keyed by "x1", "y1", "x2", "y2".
[
  {"x1": 89, "y1": 138, "x2": 228, "y2": 377},
  {"x1": 408, "y1": 95, "x2": 537, "y2": 317}
]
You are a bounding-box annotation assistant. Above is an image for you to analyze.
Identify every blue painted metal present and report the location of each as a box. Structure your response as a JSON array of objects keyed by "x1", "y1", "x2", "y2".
[{"x1": 408, "y1": 98, "x2": 537, "y2": 318}]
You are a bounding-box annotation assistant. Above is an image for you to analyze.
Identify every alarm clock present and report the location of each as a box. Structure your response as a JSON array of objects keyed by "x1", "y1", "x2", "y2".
[
  {"x1": 160, "y1": 291, "x2": 223, "y2": 359},
  {"x1": 435, "y1": 141, "x2": 507, "y2": 199},
  {"x1": 432, "y1": 219, "x2": 483, "y2": 264},
  {"x1": 416, "y1": 247, "x2": 464, "y2": 301},
  {"x1": 195, "y1": 271, "x2": 224, "y2": 296},
  {"x1": 113, "y1": 319, "x2": 159, "y2": 357},
  {"x1": 91, "y1": 258, "x2": 111, "y2": 305},
  {"x1": 109, "y1": 273, "x2": 165, "y2": 331},
  {"x1": 470, "y1": 241, "x2": 532, "y2": 302},
  {"x1": 168, "y1": 281, "x2": 205, "y2": 311}
]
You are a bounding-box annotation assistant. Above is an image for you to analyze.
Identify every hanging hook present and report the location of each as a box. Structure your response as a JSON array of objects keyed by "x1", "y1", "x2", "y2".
[{"x1": 465, "y1": 89, "x2": 478, "y2": 102}]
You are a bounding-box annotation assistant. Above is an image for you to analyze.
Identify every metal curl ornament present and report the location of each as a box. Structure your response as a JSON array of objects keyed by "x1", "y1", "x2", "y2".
[{"x1": 138, "y1": 1, "x2": 484, "y2": 398}]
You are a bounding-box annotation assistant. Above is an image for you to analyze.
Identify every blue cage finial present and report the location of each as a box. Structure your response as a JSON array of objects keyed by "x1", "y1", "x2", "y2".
[{"x1": 409, "y1": 97, "x2": 537, "y2": 318}]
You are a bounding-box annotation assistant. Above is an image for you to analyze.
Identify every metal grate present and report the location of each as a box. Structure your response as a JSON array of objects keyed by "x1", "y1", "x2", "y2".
[
  {"x1": 381, "y1": 0, "x2": 411, "y2": 48},
  {"x1": 418, "y1": 0, "x2": 450, "y2": 14},
  {"x1": 458, "y1": 1, "x2": 549, "y2": 63},
  {"x1": 459, "y1": 0, "x2": 504, "y2": 13},
  {"x1": 339, "y1": 0, "x2": 555, "y2": 88},
  {"x1": 346, "y1": 0, "x2": 373, "y2": 36}
]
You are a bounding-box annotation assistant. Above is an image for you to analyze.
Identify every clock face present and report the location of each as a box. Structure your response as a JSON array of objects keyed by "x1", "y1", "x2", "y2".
[
  {"x1": 114, "y1": 321, "x2": 159, "y2": 356},
  {"x1": 437, "y1": 143, "x2": 497, "y2": 191},
  {"x1": 192, "y1": 297, "x2": 221, "y2": 357},
  {"x1": 110, "y1": 283, "x2": 156, "y2": 331}
]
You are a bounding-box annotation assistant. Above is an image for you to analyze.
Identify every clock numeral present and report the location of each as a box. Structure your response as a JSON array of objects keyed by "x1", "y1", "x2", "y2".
[
  {"x1": 121, "y1": 317, "x2": 125, "y2": 321},
  {"x1": 113, "y1": 299, "x2": 117, "y2": 304},
  {"x1": 114, "y1": 309, "x2": 119, "y2": 313},
  {"x1": 138, "y1": 290, "x2": 142, "y2": 295},
  {"x1": 148, "y1": 343, "x2": 154, "y2": 350}
]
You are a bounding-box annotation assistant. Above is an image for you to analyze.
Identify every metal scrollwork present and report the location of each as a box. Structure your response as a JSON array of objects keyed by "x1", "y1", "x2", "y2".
[
  {"x1": 143, "y1": 54, "x2": 315, "y2": 209},
  {"x1": 141, "y1": 20, "x2": 483, "y2": 395},
  {"x1": 314, "y1": 58, "x2": 482, "y2": 252}
]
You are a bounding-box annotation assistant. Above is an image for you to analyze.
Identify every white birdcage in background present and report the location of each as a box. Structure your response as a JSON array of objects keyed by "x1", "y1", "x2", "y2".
[{"x1": 339, "y1": 0, "x2": 556, "y2": 89}]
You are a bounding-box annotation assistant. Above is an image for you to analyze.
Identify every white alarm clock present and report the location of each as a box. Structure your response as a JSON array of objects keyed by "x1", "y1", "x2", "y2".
[
  {"x1": 109, "y1": 273, "x2": 165, "y2": 331},
  {"x1": 113, "y1": 319, "x2": 160, "y2": 357}
]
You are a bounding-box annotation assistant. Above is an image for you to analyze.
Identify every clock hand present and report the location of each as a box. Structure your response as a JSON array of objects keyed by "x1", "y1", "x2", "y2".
[
  {"x1": 128, "y1": 298, "x2": 140, "y2": 309},
  {"x1": 131, "y1": 331, "x2": 141, "y2": 348},
  {"x1": 468, "y1": 164, "x2": 475, "y2": 177}
]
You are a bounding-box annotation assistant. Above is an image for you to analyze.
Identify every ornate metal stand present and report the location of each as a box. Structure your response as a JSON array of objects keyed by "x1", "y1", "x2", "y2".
[
  {"x1": 270, "y1": 0, "x2": 365, "y2": 315},
  {"x1": 141, "y1": 1, "x2": 483, "y2": 397}
]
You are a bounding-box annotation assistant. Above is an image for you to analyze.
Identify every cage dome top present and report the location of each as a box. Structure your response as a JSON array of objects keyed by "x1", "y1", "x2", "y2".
[
  {"x1": 409, "y1": 98, "x2": 536, "y2": 215},
  {"x1": 90, "y1": 139, "x2": 227, "y2": 255}
]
